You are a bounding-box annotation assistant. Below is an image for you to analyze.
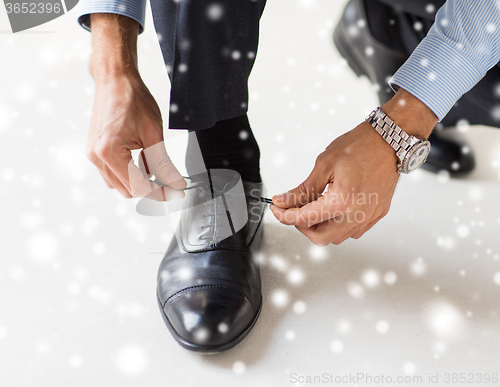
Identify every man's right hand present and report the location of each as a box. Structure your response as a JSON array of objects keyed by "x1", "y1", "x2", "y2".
[{"x1": 85, "y1": 14, "x2": 186, "y2": 201}]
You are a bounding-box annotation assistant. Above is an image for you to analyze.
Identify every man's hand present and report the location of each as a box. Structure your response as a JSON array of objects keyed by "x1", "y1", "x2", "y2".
[
  {"x1": 85, "y1": 14, "x2": 186, "y2": 201},
  {"x1": 270, "y1": 89, "x2": 437, "y2": 245}
]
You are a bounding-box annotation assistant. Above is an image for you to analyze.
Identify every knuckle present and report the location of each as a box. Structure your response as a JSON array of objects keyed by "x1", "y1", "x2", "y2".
[
  {"x1": 128, "y1": 184, "x2": 142, "y2": 198},
  {"x1": 335, "y1": 202, "x2": 348, "y2": 214},
  {"x1": 310, "y1": 234, "x2": 328, "y2": 247},
  {"x1": 85, "y1": 147, "x2": 96, "y2": 163},
  {"x1": 315, "y1": 152, "x2": 328, "y2": 166},
  {"x1": 363, "y1": 207, "x2": 376, "y2": 220},
  {"x1": 309, "y1": 235, "x2": 321, "y2": 245},
  {"x1": 315, "y1": 152, "x2": 333, "y2": 170},
  {"x1": 94, "y1": 136, "x2": 113, "y2": 160},
  {"x1": 120, "y1": 190, "x2": 133, "y2": 199},
  {"x1": 296, "y1": 215, "x2": 309, "y2": 228},
  {"x1": 156, "y1": 158, "x2": 175, "y2": 173},
  {"x1": 297, "y1": 182, "x2": 309, "y2": 196}
]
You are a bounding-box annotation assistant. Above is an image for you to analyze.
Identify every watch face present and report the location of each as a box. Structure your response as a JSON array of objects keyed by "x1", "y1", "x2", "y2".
[{"x1": 404, "y1": 141, "x2": 431, "y2": 173}]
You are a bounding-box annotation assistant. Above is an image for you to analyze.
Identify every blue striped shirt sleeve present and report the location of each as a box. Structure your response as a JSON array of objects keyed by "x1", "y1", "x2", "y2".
[
  {"x1": 77, "y1": 0, "x2": 147, "y2": 34},
  {"x1": 390, "y1": 0, "x2": 500, "y2": 121}
]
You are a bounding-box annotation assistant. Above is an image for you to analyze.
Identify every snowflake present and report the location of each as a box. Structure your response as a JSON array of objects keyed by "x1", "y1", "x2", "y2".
[
  {"x1": 293, "y1": 300, "x2": 307, "y2": 314},
  {"x1": 361, "y1": 269, "x2": 380, "y2": 288},
  {"x1": 330, "y1": 340, "x2": 344, "y2": 353},
  {"x1": 376, "y1": 320, "x2": 390, "y2": 334},
  {"x1": 28, "y1": 233, "x2": 59, "y2": 263},
  {"x1": 285, "y1": 330, "x2": 296, "y2": 340},
  {"x1": 116, "y1": 345, "x2": 147, "y2": 376},
  {"x1": 233, "y1": 361, "x2": 246, "y2": 374},
  {"x1": 486, "y1": 23, "x2": 497, "y2": 34},
  {"x1": 403, "y1": 362, "x2": 417, "y2": 375},
  {"x1": 207, "y1": 4, "x2": 224, "y2": 21},
  {"x1": 271, "y1": 289, "x2": 289, "y2": 307},
  {"x1": 456, "y1": 224, "x2": 470, "y2": 238},
  {"x1": 410, "y1": 257, "x2": 427, "y2": 276},
  {"x1": 383, "y1": 271, "x2": 397, "y2": 285}
]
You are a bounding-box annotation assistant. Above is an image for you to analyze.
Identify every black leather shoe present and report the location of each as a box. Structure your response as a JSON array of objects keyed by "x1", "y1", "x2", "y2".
[
  {"x1": 333, "y1": 0, "x2": 475, "y2": 176},
  {"x1": 156, "y1": 170, "x2": 265, "y2": 353}
]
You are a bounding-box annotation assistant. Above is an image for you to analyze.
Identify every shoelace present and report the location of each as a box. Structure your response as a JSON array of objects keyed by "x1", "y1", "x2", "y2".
[
  {"x1": 151, "y1": 175, "x2": 271, "y2": 243},
  {"x1": 198, "y1": 180, "x2": 235, "y2": 242},
  {"x1": 177, "y1": 176, "x2": 272, "y2": 204}
]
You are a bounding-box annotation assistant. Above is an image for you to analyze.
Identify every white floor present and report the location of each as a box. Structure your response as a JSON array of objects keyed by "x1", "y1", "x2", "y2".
[{"x1": 1, "y1": 1, "x2": 500, "y2": 386}]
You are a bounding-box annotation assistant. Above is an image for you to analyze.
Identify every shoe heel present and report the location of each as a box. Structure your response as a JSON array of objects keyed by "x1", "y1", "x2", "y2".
[{"x1": 333, "y1": 23, "x2": 366, "y2": 78}]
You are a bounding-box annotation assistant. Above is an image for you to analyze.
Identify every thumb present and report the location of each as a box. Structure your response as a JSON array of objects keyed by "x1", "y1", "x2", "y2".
[
  {"x1": 272, "y1": 167, "x2": 331, "y2": 209},
  {"x1": 140, "y1": 140, "x2": 187, "y2": 190}
]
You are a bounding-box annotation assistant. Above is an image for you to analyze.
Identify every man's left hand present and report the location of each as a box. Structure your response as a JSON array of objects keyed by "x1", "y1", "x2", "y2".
[
  {"x1": 270, "y1": 121, "x2": 400, "y2": 245},
  {"x1": 270, "y1": 89, "x2": 437, "y2": 245}
]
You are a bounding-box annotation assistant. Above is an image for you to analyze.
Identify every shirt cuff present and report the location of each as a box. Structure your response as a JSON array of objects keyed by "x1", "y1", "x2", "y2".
[
  {"x1": 77, "y1": 0, "x2": 147, "y2": 34},
  {"x1": 389, "y1": 35, "x2": 483, "y2": 121}
]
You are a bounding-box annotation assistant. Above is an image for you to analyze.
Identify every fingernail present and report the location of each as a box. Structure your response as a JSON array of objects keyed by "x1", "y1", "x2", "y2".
[{"x1": 273, "y1": 192, "x2": 289, "y2": 203}]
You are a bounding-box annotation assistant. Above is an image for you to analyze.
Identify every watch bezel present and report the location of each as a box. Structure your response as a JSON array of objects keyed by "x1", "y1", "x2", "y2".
[{"x1": 400, "y1": 140, "x2": 431, "y2": 173}]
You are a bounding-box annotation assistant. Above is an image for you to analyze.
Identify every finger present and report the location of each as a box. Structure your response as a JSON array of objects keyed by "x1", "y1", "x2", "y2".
[
  {"x1": 272, "y1": 161, "x2": 334, "y2": 208},
  {"x1": 96, "y1": 142, "x2": 164, "y2": 199},
  {"x1": 350, "y1": 215, "x2": 383, "y2": 240},
  {"x1": 128, "y1": 160, "x2": 184, "y2": 201},
  {"x1": 95, "y1": 138, "x2": 135, "y2": 190},
  {"x1": 138, "y1": 149, "x2": 152, "y2": 180},
  {"x1": 99, "y1": 163, "x2": 132, "y2": 198},
  {"x1": 87, "y1": 147, "x2": 132, "y2": 196},
  {"x1": 331, "y1": 222, "x2": 365, "y2": 245},
  {"x1": 141, "y1": 141, "x2": 186, "y2": 189},
  {"x1": 270, "y1": 191, "x2": 345, "y2": 228},
  {"x1": 97, "y1": 168, "x2": 113, "y2": 189},
  {"x1": 295, "y1": 211, "x2": 364, "y2": 246},
  {"x1": 142, "y1": 184, "x2": 185, "y2": 202}
]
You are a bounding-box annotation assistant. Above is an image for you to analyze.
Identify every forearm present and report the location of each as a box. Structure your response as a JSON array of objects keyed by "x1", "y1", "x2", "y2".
[{"x1": 89, "y1": 14, "x2": 140, "y2": 82}]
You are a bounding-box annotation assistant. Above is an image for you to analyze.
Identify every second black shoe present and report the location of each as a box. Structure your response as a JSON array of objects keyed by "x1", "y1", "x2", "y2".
[
  {"x1": 333, "y1": 0, "x2": 475, "y2": 176},
  {"x1": 156, "y1": 169, "x2": 265, "y2": 353}
]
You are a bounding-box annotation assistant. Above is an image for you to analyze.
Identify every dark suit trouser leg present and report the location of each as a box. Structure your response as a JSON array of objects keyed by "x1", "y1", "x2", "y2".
[
  {"x1": 149, "y1": 0, "x2": 266, "y2": 131},
  {"x1": 366, "y1": 0, "x2": 500, "y2": 126}
]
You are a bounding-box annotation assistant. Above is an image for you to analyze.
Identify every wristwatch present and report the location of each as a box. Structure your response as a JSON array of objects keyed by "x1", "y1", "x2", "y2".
[{"x1": 366, "y1": 107, "x2": 431, "y2": 174}]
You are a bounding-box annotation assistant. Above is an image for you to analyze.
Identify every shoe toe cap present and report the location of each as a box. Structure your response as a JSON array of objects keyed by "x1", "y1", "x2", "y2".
[
  {"x1": 424, "y1": 130, "x2": 476, "y2": 175},
  {"x1": 163, "y1": 289, "x2": 257, "y2": 349}
]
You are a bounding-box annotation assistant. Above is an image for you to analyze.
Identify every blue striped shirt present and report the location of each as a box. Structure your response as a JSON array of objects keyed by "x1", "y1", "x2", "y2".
[
  {"x1": 390, "y1": 0, "x2": 500, "y2": 121},
  {"x1": 77, "y1": 0, "x2": 147, "y2": 34},
  {"x1": 77, "y1": 0, "x2": 500, "y2": 121}
]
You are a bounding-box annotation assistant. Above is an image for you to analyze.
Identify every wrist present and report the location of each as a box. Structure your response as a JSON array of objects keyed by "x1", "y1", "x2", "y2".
[
  {"x1": 359, "y1": 121, "x2": 399, "y2": 165},
  {"x1": 90, "y1": 56, "x2": 140, "y2": 83},
  {"x1": 381, "y1": 88, "x2": 438, "y2": 139},
  {"x1": 88, "y1": 14, "x2": 140, "y2": 82}
]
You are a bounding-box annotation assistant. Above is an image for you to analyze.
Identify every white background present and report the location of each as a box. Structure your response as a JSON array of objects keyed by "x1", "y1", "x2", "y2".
[{"x1": 1, "y1": 1, "x2": 500, "y2": 386}]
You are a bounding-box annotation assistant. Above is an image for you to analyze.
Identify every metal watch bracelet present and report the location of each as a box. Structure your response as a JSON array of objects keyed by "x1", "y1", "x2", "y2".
[
  {"x1": 366, "y1": 108, "x2": 413, "y2": 153},
  {"x1": 365, "y1": 107, "x2": 431, "y2": 174}
]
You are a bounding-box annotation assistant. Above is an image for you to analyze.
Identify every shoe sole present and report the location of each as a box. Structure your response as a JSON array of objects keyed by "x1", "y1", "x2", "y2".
[{"x1": 156, "y1": 292, "x2": 263, "y2": 354}]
